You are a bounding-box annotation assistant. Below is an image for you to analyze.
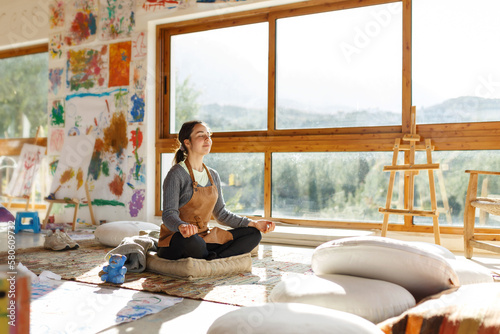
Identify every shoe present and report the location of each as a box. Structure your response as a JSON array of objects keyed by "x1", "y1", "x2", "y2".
[
  {"x1": 57, "y1": 230, "x2": 79, "y2": 249},
  {"x1": 44, "y1": 230, "x2": 70, "y2": 251}
]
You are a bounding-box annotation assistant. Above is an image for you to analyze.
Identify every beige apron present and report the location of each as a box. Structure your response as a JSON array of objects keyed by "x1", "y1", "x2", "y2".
[{"x1": 158, "y1": 160, "x2": 233, "y2": 247}]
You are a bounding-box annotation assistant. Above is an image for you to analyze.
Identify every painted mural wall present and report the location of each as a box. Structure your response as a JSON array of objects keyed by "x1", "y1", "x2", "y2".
[{"x1": 46, "y1": 0, "x2": 148, "y2": 222}]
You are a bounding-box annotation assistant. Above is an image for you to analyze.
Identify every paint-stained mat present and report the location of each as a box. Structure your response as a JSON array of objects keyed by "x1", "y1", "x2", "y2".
[{"x1": 2, "y1": 241, "x2": 314, "y2": 307}]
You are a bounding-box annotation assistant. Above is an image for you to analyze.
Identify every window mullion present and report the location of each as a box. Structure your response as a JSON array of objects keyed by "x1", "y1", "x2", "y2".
[{"x1": 268, "y1": 14, "x2": 277, "y2": 135}]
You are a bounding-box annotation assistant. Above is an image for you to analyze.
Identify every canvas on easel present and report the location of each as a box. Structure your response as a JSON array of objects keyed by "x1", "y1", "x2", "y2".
[
  {"x1": 44, "y1": 134, "x2": 97, "y2": 231},
  {"x1": 4, "y1": 143, "x2": 45, "y2": 210}
]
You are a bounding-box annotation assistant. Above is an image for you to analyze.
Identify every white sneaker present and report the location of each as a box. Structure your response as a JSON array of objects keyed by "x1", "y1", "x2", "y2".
[
  {"x1": 57, "y1": 230, "x2": 79, "y2": 249},
  {"x1": 44, "y1": 230, "x2": 70, "y2": 251}
]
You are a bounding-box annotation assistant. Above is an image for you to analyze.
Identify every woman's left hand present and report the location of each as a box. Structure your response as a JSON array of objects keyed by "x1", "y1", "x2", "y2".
[{"x1": 249, "y1": 220, "x2": 275, "y2": 233}]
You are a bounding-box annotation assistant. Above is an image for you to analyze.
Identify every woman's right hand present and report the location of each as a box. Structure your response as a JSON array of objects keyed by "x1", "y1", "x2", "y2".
[{"x1": 179, "y1": 223, "x2": 198, "y2": 238}]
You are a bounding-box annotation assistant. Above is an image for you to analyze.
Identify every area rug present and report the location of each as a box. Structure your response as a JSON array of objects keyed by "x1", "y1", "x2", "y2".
[{"x1": 2, "y1": 241, "x2": 313, "y2": 306}]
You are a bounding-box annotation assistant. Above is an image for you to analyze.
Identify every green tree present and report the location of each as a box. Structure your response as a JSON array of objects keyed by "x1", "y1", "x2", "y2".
[
  {"x1": 174, "y1": 74, "x2": 201, "y2": 131},
  {"x1": 0, "y1": 52, "x2": 48, "y2": 138}
]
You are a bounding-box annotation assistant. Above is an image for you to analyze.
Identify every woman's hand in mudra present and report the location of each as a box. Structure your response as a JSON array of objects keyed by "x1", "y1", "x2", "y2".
[
  {"x1": 179, "y1": 223, "x2": 198, "y2": 238},
  {"x1": 249, "y1": 220, "x2": 275, "y2": 234}
]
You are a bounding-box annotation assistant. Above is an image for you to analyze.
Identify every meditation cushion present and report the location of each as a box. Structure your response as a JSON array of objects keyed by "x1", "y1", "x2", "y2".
[
  {"x1": 409, "y1": 241, "x2": 456, "y2": 259},
  {"x1": 95, "y1": 221, "x2": 160, "y2": 247},
  {"x1": 378, "y1": 282, "x2": 500, "y2": 333},
  {"x1": 446, "y1": 258, "x2": 494, "y2": 285},
  {"x1": 406, "y1": 242, "x2": 493, "y2": 284},
  {"x1": 269, "y1": 274, "x2": 416, "y2": 323},
  {"x1": 208, "y1": 303, "x2": 385, "y2": 334},
  {"x1": 312, "y1": 236, "x2": 459, "y2": 301},
  {"x1": 146, "y1": 252, "x2": 252, "y2": 280}
]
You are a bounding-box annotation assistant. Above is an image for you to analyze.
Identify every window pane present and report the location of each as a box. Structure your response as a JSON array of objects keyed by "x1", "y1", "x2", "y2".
[
  {"x1": 413, "y1": 150, "x2": 500, "y2": 228},
  {"x1": 0, "y1": 52, "x2": 48, "y2": 139},
  {"x1": 272, "y1": 152, "x2": 400, "y2": 223},
  {"x1": 161, "y1": 153, "x2": 265, "y2": 216},
  {"x1": 276, "y1": 4, "x2": 402, "y2": 129},
  {"x1": 170, "y1": 23, "x2": 268, "y2": 133},
  {"x1": 413, "y1": 0, "x2": 500, "y2": 124}
]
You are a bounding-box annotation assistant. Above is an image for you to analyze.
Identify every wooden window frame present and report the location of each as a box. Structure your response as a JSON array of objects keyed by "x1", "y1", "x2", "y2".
[{"x1": 155, "y1": 0, "x2": 500, "y2": 236}]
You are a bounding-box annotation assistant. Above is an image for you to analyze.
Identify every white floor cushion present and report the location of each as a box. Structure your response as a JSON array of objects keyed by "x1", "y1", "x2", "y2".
[
  {"x1": 446, "y1": 258, "x2": 495, "y2": 285},
  {"x1": 208, "y1": 303, "x2": 384, "y2": 334},
  {"x1": 95, "y1": 221, "x2": 160, "y2": 247},
  {"x1": 269, "y1": 274, "x2": 415, "y2": 324},
  {"x1": 312, "y1": 236, "x2": 459, "y2": 301}
]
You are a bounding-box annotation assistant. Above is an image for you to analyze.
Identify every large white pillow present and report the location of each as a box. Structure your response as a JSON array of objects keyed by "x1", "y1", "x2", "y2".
[
  {"x1": 446, "y1": 258, "x2": 494, "y2": 285},
  {"x1": 269, "y1": 274, "x2": 415, "y2": 324},
  {"x1": 208, "y1": 303, "x2": 384, "y2": 334},
  {"x1": 312, "y1": 236, "x2": 459, "y2": 301},
  {"x1": 94, "y1": 221, "x2": 160, "y2": 247}
]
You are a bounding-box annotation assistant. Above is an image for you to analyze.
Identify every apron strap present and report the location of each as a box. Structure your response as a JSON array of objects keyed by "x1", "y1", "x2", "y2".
[{"x1": 184, "y1": 159, "x2": 199, "y2": 188}]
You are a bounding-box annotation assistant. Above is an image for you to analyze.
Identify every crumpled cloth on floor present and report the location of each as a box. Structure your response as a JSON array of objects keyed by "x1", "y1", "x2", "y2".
[{"x1": 106, "y1": 235, "x2": 158, "y2": 272}]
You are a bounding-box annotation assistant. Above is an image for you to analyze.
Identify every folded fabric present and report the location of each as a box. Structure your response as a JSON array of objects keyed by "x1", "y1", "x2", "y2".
[{"x1": 106, "y1": 235, "x2": 158, "y2": 273}]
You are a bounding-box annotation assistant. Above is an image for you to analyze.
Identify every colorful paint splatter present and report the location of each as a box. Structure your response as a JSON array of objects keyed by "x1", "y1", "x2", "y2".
[
  {"x1": 109, "y1": 41, "x2": 131, "y2": 87},
  {"x1": 67, "y1": 46, "x2": 108, "y2": 91},
  {"x1": 132, "y1": 32, "x2": 147, "y2": 58},
  {"x1": 65, "y1": 0, "x2": 98, "y2": 46},
  {"x1": 129, "y1": 93, "x2": 145, "y2": 122},
  {"x1": 49, "y1": 0, "x2": 65, "y2": 28},
  {"x1": 49, "y1": 33, "x2": 64, "y2": 59},
  {"x1": 48, "y1": 128, "x2": 65, "y2": 156},
  {"x1": 128, "y1": 189, "x2": 145, "y2": 217},
  {"x1": 49, "y1": 68, "x2": 64, "y2": 96},
  {"x1": 50, "y1": 100, "x2": 65, "y2": 127},
  {"x1": 100, "y1": 0, "x2": 135, "y2": 40}
]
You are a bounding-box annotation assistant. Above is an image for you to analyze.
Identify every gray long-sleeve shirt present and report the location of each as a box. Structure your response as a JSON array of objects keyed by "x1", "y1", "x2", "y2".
[{"x1": 161, "y1": 163, "x2": 251, "y2": 233}]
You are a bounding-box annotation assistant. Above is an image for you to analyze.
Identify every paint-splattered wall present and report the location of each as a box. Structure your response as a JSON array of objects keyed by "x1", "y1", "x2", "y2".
[
  {"x1": 47, "y1": 0, "x2": 148, "y2": 222},
  {"x1": 45, "y1": 0, "x2": 250, "y2": 223}
]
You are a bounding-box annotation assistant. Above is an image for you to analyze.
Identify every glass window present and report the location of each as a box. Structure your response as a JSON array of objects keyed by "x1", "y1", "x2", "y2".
[
  {"x1": 161, "y1": 153, "x2": 265, "y2": 216},
  {"x1": 276, "y1": 3, "x2": 402, "y2": 129},
  {"x1": 0, "y1": 52, "x2": 48, "y2": 139},
  {"x1": 413, "y1": 0, "x2": 500, "y2": 124},
  {"x1": 272, "y1": 152, "x2": 400, "y2": 223},
  {"x1": 413, "y1": 150, "x2": 500, "y2": 228},
  {"x1": 170, "y1": 23, "x2": 268, "y2": 133}
]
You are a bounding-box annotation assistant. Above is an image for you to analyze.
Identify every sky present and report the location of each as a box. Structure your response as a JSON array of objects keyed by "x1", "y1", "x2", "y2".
[{"x1": 170, "y1": 0, "x2": 500, "y2": 115}]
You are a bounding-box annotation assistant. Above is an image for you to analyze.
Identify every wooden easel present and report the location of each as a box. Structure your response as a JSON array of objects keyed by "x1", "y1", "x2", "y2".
[
  {"x1": 42, "y1": 182, "x2": 96, "y2": 231},
  {"x1": 379, "y1": 107, "x2": 441, "y2": 244}
]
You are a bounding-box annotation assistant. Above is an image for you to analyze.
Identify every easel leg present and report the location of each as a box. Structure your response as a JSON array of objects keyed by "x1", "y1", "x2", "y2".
[
  {"x1": 43, "y1": 202, "x2": 54, "y2": 229},
  {"x1": 432, "y1": 216, "x2": 441, "y2": 245},
  {"x1": 381, "y1": 214, "x2": 390, "y2": 237},
  {"x1": 72, "y1": 203, "x2": 79, "y2": 231},
  {"x1": 85, "y1": 183, "x2": 96, "y2": 226}
]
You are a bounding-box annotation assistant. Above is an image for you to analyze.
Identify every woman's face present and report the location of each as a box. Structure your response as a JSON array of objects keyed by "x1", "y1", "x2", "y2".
[{"x1": 184, "y1": 123, "x2": 212, "y2": 156}]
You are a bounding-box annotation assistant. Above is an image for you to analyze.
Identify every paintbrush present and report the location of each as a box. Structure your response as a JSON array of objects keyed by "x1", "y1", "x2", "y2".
[{"x1": 45, "y1": 185, "x2": 62, "y2": 200}]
